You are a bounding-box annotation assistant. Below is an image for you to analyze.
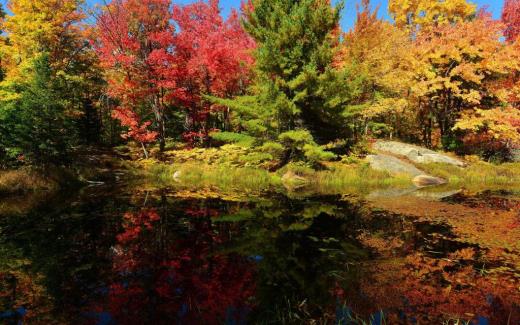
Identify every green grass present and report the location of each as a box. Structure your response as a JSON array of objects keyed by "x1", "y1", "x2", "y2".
[
  {"x1": 312, "y1": 162, "x2": 411, "y2": 193},
  {"x1": 142, "y1": 162, "x2": 282, "y2": 192},
  {"x1": 419, "y1": 161, "x2": 520, "y2": 191},
  {"x1": 130, "y1": 160, "x2": 412, "y2": 196},
  {"x1": 121, "y1": 148, "x2": 520, "y2": 197}
]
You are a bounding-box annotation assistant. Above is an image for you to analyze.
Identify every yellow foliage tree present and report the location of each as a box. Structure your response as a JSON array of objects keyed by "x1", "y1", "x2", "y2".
[
  {"x1": 454, "y1": 107, "x2": 520, "y2": 149},
  {"x1": 337, "y1": 0, "x2": 416, "y2": 139},
  {"x1": 389, "y1": 0, "x2": 476, "y2": 30},
  {"x1": 0, "y1": 0, "x2": 85, "y2": 82},
  {"x1": 410, "y1": 15, "x2": 519, "y2": 148},
  {"x1": 0, "y1": 0, "x2": 105, "y2": 145}
]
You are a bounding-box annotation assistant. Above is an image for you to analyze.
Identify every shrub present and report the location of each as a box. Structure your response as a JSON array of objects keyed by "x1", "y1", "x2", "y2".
[
  {"x1": 278, "y1": 162, "x2": 316, "y2": 178},
  {"x1": 278, "y1": 130, "x2": 315, "y2": 151},
  {"x1": 340, "y1": 155, "x2": 362, "y2": 164},
  {"x1": 303, "y1": 144, "x2": 336, "y2": 164},
  {"x1": 210, "y1": 131, "x2": 256, "y2": 147},
  {"x1": 239, "y1": 152, "x2": 274, "y2": 165},
  {"x1": 349, "y1": 139, "x2": 372, "y2": 157},
  {"x1": 259, "y1": 141, "x2": 285, "y2": 159},
  {"x1": 278, "y1": 129, "x2": 336, "y2": 165}
]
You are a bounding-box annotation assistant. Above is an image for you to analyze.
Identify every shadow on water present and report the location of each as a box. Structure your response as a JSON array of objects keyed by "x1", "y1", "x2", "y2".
[{"x1": 0, "y1": 186, "x2": 519, "y2": 324}]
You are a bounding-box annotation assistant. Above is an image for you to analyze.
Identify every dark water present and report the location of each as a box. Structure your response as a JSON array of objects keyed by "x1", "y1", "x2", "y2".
[{"x1": 0, "y1": 186, "x2": 519, "y2": 324}]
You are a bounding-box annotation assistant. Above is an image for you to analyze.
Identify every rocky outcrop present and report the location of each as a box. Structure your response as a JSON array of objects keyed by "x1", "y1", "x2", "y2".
[
  {"x1": 365, "y1": 141, "x2": 466, "y2": 188},
  {"x1": 366, "y1": 154, "x2": 424, "y2": 177},
  {"x1": 512, "y1": 149, "x2": 520, "y2": 162},
  {"x1": 374, "y1": 141, "x2": 466, "y2": 167},
  {"x1": 366, "y1": 153, "x2": 447, "y2": 188}
]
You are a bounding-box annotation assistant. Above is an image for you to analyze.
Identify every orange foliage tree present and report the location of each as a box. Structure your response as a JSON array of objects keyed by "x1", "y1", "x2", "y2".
[
  {"x1": 337, "y1": 0, "x2": 415, "y2": 140},
  {"x1": 410, "y1": 15, "x2": 519, "y2": 150}
]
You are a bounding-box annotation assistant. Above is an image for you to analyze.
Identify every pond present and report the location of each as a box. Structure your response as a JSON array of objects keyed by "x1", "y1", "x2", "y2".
[{"x1": 0, "y1": 184, "x2": 519, "y2": 324}]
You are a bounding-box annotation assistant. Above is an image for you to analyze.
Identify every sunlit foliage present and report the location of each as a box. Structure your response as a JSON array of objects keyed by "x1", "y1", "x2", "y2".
[
  {"x1": 0, "y1": 0, "x2": 519, "y2": 163},
  {"x1": 411, "y1": 15, "x2": 518, "y2": 150},
  {"x1": 389, "y1": 0, "x2": 476, "y2": 30}
]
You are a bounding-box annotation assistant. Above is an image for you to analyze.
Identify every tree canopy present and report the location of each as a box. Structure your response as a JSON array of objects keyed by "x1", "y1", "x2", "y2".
[{"x1": 0, "y1": 0, "x2": 518, "y2": 164}]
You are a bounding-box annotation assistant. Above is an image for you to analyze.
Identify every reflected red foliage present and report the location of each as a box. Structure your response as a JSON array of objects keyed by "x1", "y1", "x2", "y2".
[
  {"x1": 340, "y1": 248, "x2": 520, "y2": 323},
  {"x1": 84, "y1": 208, "x2": 256, "y2": 324}
]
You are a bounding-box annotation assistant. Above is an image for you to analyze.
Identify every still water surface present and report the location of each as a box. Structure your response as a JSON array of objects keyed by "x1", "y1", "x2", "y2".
[{"x1": 0, "y1": 185, "x2": 519, "y2": 324}]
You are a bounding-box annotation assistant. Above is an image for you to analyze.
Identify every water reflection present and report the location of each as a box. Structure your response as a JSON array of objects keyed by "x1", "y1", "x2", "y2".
[
  {"x1": 0, "y1": 188, "x2": 519, "y2": 324},
  {"x1": 90, "y1": 206, "x2": 256, "y2": 324}
]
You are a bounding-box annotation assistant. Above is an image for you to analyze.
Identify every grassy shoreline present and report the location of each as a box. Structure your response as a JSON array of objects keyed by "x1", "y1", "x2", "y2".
[
  {"x1": 0, "y1": 168, "x2": 61, "y2": 195},
  {"x1": 419, "y1": 161, "x2": 520, "y2": 187},
  {"x1": 0, "y1": 149, "x2": 122, "y2": 196},
  {"x1": 125, "y1": 156, "x2": 520, "y2": 197},
  {"x1": 127, "y1": 160, "x2": 413, "y2": 194},
  {"x1": 3, "y1": 147, "x2": 520, "y2": 197}
]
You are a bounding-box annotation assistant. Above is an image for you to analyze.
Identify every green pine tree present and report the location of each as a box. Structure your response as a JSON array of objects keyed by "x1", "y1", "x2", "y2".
[
  {"x1": 239, "y1": 0, "x2": 358, "y2": 143},
  {"x1": 0, "y1": 54, "x2": 78, "y2": 164}
]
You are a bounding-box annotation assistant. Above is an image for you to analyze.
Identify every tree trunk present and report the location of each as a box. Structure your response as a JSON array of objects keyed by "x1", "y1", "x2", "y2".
[
  {"x1": 141, "y1": 142, "x2": 149, "y2": 159},
  {"x1": 153, "y1": 96, "x2": 166, "y2": 152}
]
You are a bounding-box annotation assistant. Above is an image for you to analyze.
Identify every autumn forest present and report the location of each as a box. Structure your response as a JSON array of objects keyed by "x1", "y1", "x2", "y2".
[{"x1": 0, "y1": 0, "x2": 518, "y2": 166}]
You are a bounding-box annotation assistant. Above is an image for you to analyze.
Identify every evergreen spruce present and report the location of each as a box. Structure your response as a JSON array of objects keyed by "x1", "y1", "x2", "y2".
[{"x1": 241, "y1": 0, "x2": 350, "y2": 143}]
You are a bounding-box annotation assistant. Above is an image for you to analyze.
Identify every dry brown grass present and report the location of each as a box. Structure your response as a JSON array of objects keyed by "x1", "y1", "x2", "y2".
[{"x1": 0, "y1": 168, "x2": 58, "y2": 195}]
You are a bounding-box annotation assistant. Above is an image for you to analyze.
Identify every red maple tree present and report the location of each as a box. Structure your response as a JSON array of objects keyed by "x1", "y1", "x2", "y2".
[
  {"x1": 503, "y1": 0, "x2": 520, "y2": 42},
  {"x1": 172, "y1": 0, "x2": 255, "y2": 140},
  {"x1": 94, "y1": 0, "x2": 177, "y2": 154}
]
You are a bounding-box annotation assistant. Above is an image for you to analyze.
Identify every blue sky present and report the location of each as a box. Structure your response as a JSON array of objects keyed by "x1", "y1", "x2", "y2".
[
  {"x1": 1, "y1": 0, "x2": 504, "y2": 31},
  {"x1": 85, "y1": 0, "x2": 504, "y2": 30}
]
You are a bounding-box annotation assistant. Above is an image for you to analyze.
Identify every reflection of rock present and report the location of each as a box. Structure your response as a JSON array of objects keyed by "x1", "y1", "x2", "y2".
[
  {"x1": 412, "y1": 175, "x2": 447, "y2": 187},
  {"x1": 413, "y1": 189, "x2": 462, "y2": 200},
  {"x1": 366, "y1": 154, "x2": 423, "y2": 177},
  {"x1": 367, "y1": 187, "x2": 461, "y2": 200},
  {"x1": 366, "y1": 187, "x2": 418, "y2": 199},
  {"x1": 86, "y1": 180, "x2": 105, "y2": 186},
  {"x1": 374, "y1": 140, "x2": 466, "y2": 167},
  {"x1": 281, "y1": 171, "x2": 308, "y2": 190}
]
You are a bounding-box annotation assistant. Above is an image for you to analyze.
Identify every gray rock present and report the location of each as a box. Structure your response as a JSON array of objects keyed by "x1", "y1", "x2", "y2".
[
  {"x1": 366, "y1": 153, "x2": 448, "y2": 188},
  {"x1": 374, "y1": 141, "x2": 435, "y2": 155},
  {"x1": 281, "y1": 171, "x2": 308, "y2": 190},
  {"x1": 374, "y1": 140, "x2": 466, "y2": 167},
  {"x1": 412, "y1": 175, "x2": 447, "y2": 187},
  {"x1": 173, "y1": 170, "x2": 182, "y2": 182},
  {"x1": 511, "y1": 149, "x2": 520, "y2": 162},
  {"x1": 366, "y1": 154, "x2": 424, "y2": 177}
]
